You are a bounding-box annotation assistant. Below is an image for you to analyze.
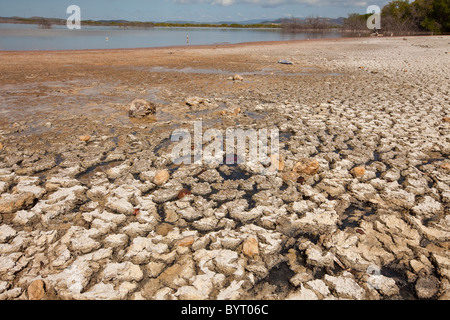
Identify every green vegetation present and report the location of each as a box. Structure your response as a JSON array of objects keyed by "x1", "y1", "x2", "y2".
[{"x1": 344, "y1": 0, "x2": 450, "y2": 34}]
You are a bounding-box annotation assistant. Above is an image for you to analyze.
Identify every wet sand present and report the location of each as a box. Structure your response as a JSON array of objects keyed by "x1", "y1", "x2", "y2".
[{"x1": 0, "y1": 36, "x2": 449, "y2": 300}]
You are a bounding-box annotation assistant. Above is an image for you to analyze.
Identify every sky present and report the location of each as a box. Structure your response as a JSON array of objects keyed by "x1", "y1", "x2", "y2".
[{"x1": 0, "y1": 0, "x2": 389, "y2": 22}]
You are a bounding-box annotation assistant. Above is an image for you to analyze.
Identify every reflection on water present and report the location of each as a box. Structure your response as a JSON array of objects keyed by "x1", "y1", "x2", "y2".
[{"x1": 0, "y1": 23, "x2": 343, "y2": 51}]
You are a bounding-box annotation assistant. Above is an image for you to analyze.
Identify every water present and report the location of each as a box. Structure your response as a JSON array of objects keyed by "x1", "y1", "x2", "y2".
[{"x1": 0, "y1": 23, "x2": 343, "y2": 51}]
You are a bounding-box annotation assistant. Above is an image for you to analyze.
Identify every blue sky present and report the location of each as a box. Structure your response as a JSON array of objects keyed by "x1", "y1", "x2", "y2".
[{"x1": 0, "y1": 0, "x2": 389, "y2": 22}]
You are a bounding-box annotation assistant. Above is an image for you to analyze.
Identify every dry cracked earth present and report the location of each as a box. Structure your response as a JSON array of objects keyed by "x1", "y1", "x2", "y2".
[{"x1": 0, "y1": 36, "x2": 449, "y2": 300}]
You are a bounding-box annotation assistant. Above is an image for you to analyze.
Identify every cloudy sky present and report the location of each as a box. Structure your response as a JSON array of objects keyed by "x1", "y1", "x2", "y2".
[{"x1": 0, "y1": 0, "x2": 389, "y2": 22}]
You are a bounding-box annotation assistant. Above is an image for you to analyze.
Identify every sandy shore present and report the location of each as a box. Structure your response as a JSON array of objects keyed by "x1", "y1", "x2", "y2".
[{"x1": 0, "y1": 36, "x2": 449, "y2": 300}]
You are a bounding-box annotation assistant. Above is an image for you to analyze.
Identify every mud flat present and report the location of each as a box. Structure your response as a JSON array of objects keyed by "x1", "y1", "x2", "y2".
[{"x1": 0, "y1": 36, "x2": 449, "y2": 300}]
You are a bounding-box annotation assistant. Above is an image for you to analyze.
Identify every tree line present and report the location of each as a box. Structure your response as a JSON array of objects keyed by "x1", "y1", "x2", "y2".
[{"x1": 342, "y1": 0, "x2": 449, "y2": 34}]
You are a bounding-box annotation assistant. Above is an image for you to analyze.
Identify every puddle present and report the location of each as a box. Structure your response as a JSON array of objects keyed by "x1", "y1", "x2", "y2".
[
  {"x1": 146, "y1": 66, "x2": 342, "y2": 77},
  {"x1": 0, "y1": 79, "x2": 164, "y2": 124},
  {"x1": 244, "y1": 111, "x2": 267, "y2": 120}
]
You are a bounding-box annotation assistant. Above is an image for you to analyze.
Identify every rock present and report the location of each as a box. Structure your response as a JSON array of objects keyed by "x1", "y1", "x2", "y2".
[
  {"x1": 125, "y1": 237, "x2": 169, "y2": 264},
  {"x1": 293, "y1": 158, "x2": 319, "y2": 175},
  {"x1": 350, "y1": 166, "x2": 365, "y2": 177},
  {"x1": 185, "y1": 96, "x2": 203, "y2": 106},
  {"x1": 0, "y1": 143, "x2": 3, "y2": 150},
  {"x1": 27, "y1": 279, "x2": 45, "y2": 300},
  {"x1": 177, "y1": 188, "x2": 192, "y2": 200},
  {"x1": 0, "y1": 287, "x2": 22, "y2": 300},
  {"x1": 377, "y1": 275, "x2": 400, "y2": 296},
  {"x1": 185, "y1": 97, "x2": 218, "y2": 110},
  {"x1": 0, "y1": 225, "x2": 17, "y2": 243},
  {"x1": 78, "y1": 282, "x2": 135, "y2": 300},
  {"x1": 104, "y1": 234, "x2": 128, "y2": 248},
  {"x1": 154, "y1": 169, "x2": 170, "y2": 185},
  {"x1": 177, "y1": 236, "x2": 195, "y2": 247},
  {"x1": 46, "y1": 258, "x2": 93, "y2": 296},
  {"x1": 106, "y1": 163, "x2": 130, "y2": 179},
  {"x1": 13, "y1": 210, "x2": 39, "y2": 226},
  {"x1": 232, "y1": 74, "x2": 244, "y2": 81},
  {"x1": 105, "y1": 197, "x2": 134, "y2": 215},
  {"x1": 122, "y1": 222, "x2": 153, "y2": 238},
  {"x1": 79, "y1": 135, "x2": 91, "y2": 142},
  {"x1": 411, "y1": 196, "x2": 443, "y2": 217},
  {"x1": 102, "y1": 262, "x2": 144, "y2": 282},
  {"x1": 415, "y1": 275, "x2": 440, "y2": 299},
  {"x1": 216, "y1": 280, "x2": 245, "y2": 300},
  {"x1": 194, "y1": 249, "x2": 243, "y2": 277},
  {"x1": 305, "y1": 247, "x2": 335, "y2": 268},
  {"x1": 443, "y1": 117, "x2": 450, "y2": 122},
  {"x1": 128, "y1": 99, "x2": 156, "y2": 118},
  {"x1": 0, "y1": 193, "x2": 36, "y2": 214},
  {"x1": 159, "y1": 257, "x2": 196, "y2": 289},
  {"x1": 305, "y1": 279, "x2": 331, "y2": 298},
  {"x1": 324, "y1": 275, "x2": 366, "y2": 300},
  {"x1": 441, "y1": 163, "x2": 450, "y2": 171},
  {"x1": 243, "y1": 237, "x2": 259, "y2": 258},
  {"x1": 70, "y1": 234, "x2": 101, "y2": 254}
]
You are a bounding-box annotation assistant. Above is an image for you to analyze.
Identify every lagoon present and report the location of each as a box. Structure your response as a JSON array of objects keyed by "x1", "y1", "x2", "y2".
[{"x1": 0, "y1": 23, "x2": 342, "y2": 51}]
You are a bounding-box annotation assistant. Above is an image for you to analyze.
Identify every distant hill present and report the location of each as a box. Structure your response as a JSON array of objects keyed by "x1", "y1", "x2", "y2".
[{"x1": 0, "y1": 16, "x2": 346, "y2": 27}]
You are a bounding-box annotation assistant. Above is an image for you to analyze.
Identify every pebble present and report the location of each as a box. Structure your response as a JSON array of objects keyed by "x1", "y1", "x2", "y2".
[
  {"x1": 350, "y1": 166, "x2": 365, "y2": 177},
  {"x1": 27, "y1": 280, "x2": 46, "y2": 300},
  {"x1": 242, "y1": 237, "x2": 259, "y2": 257},
  {"x1": 79, "y1": 135, "x2": 91, "y2": 142},
  {"x1": 154, "y1": 169, "x2": 170, "y2": 185}
]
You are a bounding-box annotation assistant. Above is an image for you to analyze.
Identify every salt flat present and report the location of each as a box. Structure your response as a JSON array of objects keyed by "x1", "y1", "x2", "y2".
[{"x1": 0, "y1": 36, "x2": 449, "y2": 300}]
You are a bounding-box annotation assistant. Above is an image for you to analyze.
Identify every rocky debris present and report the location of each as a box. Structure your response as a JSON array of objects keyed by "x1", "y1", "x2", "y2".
[
  {"x1": 0, "y1": 36, "x2": 449, "y2": 301},
  {"x1": 128, "y1": 99, "x2": 156, "y2": 118},
  {"x1": 185, "y1": 97, "x2": 218, "y2": 110},
  {"x1": 228, "y1": 74, "x2": 244, "y2": 81}
]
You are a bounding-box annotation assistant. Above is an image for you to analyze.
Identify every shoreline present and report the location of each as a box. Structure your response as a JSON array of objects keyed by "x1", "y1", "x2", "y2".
[{"x1": 0, "y1": 34, "x2": 445, "y2": 54}]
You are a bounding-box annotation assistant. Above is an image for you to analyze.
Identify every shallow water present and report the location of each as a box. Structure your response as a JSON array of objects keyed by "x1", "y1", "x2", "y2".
[
  {"x1": 146, "y1": 66, "x2": 342, "y2": 77},
  {"x1": 0, "y1": 24, "x2": 343, "y2": 51}
]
